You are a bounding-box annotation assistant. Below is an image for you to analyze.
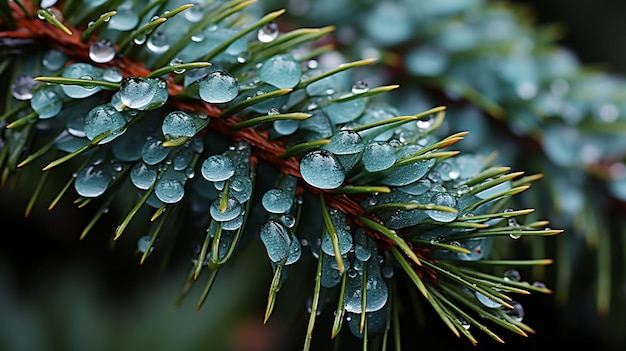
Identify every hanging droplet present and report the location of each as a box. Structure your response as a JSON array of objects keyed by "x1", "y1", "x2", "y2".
[
  {"x1": 257, "y1": 21, "x2": 279, "y2": 43},
  {"x1": 262, "y1": 188, "x2": 293, "y2": 214},
  {"x1": 89, "y1": 39, "x2": 115, "y2": 63},
  {"x1": 184, "y1": 2, "x2": 204, "y2": 22},
  {"x1": 155, "y1": 173, "x2": 185, "y2": 204},
  {"x1": 351, "y1": 80, "x2": 369, "y2": 94},
  {"x1": 169, "y1": 57, "x2": 186, "y2": 74},
  {"x1": 300, "y1": 149, "x2": 346, "y2": 189},
  {"x1": 10, "y1": 75, "x2": 38, "y2": 100},
  {"x1": 198, "y1": 71, "x2": 239, "y2": 103},
  {"x1": 146, "y1": 31, "x2": 170, "y2": 53},
  {"x1": 504, "y1": 301, "x2": 525, "y2": 322},
  {"x1": 74, "y1": 164, "x2": 112, "y2": 198},
  {"x1": 137, "y1": 235, "x2": 154, "y2": 254},
  {"x1": 133, "y1": 33, "x2": 147, "y2": 45},
  {"x1": 201, "y1": 155, "x2": 235, "y2": 182},
  {"x1": 475, "y1": 291, "x2": 503, "y2": 308},
  {"x1": 259, "y1": 220, "x2": 291, "y2": 263},
  {"x1": 130, "y1": 161, "x2": 157, "y2": 190}
]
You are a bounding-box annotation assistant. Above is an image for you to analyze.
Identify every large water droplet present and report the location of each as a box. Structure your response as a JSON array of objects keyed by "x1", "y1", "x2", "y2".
[
  {"x1": 89, "y1": 39, "x2": 115, "y2": 63},
  {"x1": 300, "y1": 149, "x2": 345, "y2": 189},
  {"x1": 262, "y1": 188, "x2": 293, "y2": 214},
  {"x1": 426, "y1": 192, "x2": 458, "y2": 222},
  {"x1": 155, "y1": 171, "x2": 186, "y2": 204},
  {"x1": 61, "y1": 63, "x2": 102, "y2": 98},
  {"x1": 119, "y1": 77, "x2": 168, "y2": 110},
  {"x1": 162, "y1": 110, "x2": 196, "y2": 139},
  {"x1": 141, "y1": 138, "x2": 170, "y2": 165},
  {"x1": 198, "y1": 71, "x2": 239, "y2": 103},
  {"x1": 323, "y1": 99, "x2": 366, "y2": 124},
  {"x1": 84, "y1": 103, "x2": 127, "y2": 143},
  {"x1": 257, "y1": 22, "x2": 279, "y2": 43},
  {"x1": 362, "y1": 141, "x2": 395, "y2": 172},
  {"x1": 31, "y1": 87, "x2": 63, "y2": 119},
  {"x1": 321, "y1": 228, "x2": 353, "y2": 256},
  {"x1": 475, "y1": 291, "x2": 502, "y2": 308},
  {"x1": 209, "y1": 196, "x2": 242, "y2": 221},
  {"x1": 323, "y1": 130, "x2": 364, "y2": 171},
  {"x1": 259, "y1": 54, "x2": 302, "y2": 89},
  {"x1": 260, "y1": 220, "x2": 291, "y2": 263},
  {"x1": 201, "y1": 154, "x2": 235, "y2": 182},
  {"x1": 130, "y1": 161, "x2": 157, "y2": 190},
  {"x1": 74, "y1": 164, "x2": 112, "y2": 197}
]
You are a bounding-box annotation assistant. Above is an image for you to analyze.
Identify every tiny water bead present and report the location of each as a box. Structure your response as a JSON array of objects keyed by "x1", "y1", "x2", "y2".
[
  {"x1": 300, "y1": 149, "x2": 346, "y2": 189},
  {"x1": 260, "y1": 219, "x2": 292, "y2": 263},
  {"x1": 198, "y1": 71, "x2": 239, "y2": 103},
  {"x1": 257, "y1": 22, "x2": 279, "y2": 43},
  {"x1": 89, "y1": 39, "x2": 115, "y2": 63},
  {"x1": 259, "y1": 54, "x2": 302, "y2": 89},
  {"x1": 262, "y1": 188, "x2": 293, "y2": 214},
  {"x1": 201, "y1": 154, "x2": 235, "y2": 182},
  {"x1": 84, "y1": 103, "x2": 127, "y2": 143},
  {"x1": 10, "y1": 75, "x2": 38, "y2": 100}
]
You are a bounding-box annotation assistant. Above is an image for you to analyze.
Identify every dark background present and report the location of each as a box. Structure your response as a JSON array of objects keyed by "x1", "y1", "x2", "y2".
[{"x1": 2, "y1": 0, "x2": 626, "y2": 350}]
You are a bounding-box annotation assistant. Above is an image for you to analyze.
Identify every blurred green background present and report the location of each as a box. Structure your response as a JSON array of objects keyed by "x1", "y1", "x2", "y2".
[{"x1": 2, "y1": 0, "x2": 626, "y2": 350}]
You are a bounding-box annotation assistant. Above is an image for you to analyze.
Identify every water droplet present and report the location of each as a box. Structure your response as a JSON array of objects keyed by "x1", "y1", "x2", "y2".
[
  {"x1": 259, "y1": 54, "x2": 302, "y2": 89},
  {"x1": 475, "y1": 291, "x2": 502, "y2": 308},
  {"x1": 262, "y1": 188, "x2": 293, "y2": 214},
  {"x1": 133, "y1": 33, "x2": 147, "y2": 45},
  {"x1": 137, "y1": 235, "x2": 154, "y2": 254},
  {"x1": 102, "y1": 68, "x2": 123, "y2": 83},
  {"x1": 74, "y1": 164, "x2": 112, "y2": 197},
  {"x1": 10, "y1": 75, "x2": 38, "y2": 100},
  {"x1": 503, "y1": 269, "x2": 521, "y2": 282},
  {"x1": 362, "y1": 141, "x2": 395, "y2": 172},
  {"x1": 457, "y1": 317, "x2": 471, "y2": 330},
  {"x1": 210, "y1": 196, "x2": 242, "y2": 221},
  {"x1": 426, "y1": 192, "x2": 458, "y2": 222},
  {"x1": 146, "y1": 31, "x2": 170, "y2": 53},
  {"x1": 30, "y1": 87, "x2": 63, "y2": 119},
  {"x1": 141, "y1": 138, "x2": 170, "y2": 165},
  {"x1": 130, "y1": 161, "x2": 157, "y2": 190},
  {"x1": 162, "y1": 110, "x2": 196, "y2": 139},
  {"x1": 185, "y1": 2, "x2": 204, "y2": 22},
  {"x1": 351, "y1": 80, "x2": 369, "y2": 94},
  {"x1": 167, "y1": 57, "x2": 186, "y2": 74},
  {"x1": 42, "y1": 49, "x2": 67, "y2": 71},
  {"x1": 257, "y1": 21, "x2": 279, "y2": 43},
  {"x1": 155, "y1": 175, "x2": 185, "y2": 203},
  {"x1": 201, "y1": 155, "x2": 235, "y2": 182},
  {"x1": 108, "y1": 7, "x2": 139, "y2": 31},
  {"x1": 260, "y1": 220, "x2": 291, "y2": 262},
  {"x1": 84, "y1": 103, "x2": 127, "y2": 143},
  {"x1": 89, "y1": 39, "x2": 115, "y2": 63},
  {"x1": 119, "y1": 77, "x2": 168, "y2": 110},
  {"x1": 321, "y1": 228, "x2": 353, "y2": 257},
  {"x1": 228, "y1": 176, "x2": 253, "y2": 203},
  {"x1": 300, "y1": 149, "x2": 345, "y2": 189},
  {"x1": 198, "y1": 71, "x2": 239, "y2": 103},
  {"x1": 504, "y1": 301, "x2": 525, "y2": 322}
]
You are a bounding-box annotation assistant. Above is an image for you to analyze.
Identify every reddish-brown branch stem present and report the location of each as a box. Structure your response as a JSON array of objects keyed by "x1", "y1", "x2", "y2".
[{"x1": 2, "y1": 6, "x2": 436, "y2": 277}]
